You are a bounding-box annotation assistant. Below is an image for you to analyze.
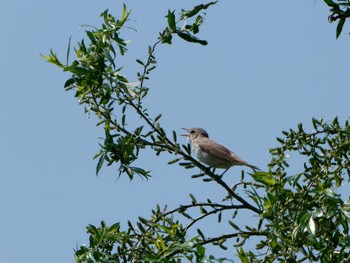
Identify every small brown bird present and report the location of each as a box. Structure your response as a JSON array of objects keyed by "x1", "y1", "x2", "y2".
[{"x1": 181, "y1": 128, "x2": 259, "y2": 172}]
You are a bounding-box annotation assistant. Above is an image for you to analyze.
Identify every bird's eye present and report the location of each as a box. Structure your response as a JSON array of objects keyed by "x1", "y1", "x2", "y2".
[{"x1": 190, "y1": 130, "x2": 195, "y2": 134}]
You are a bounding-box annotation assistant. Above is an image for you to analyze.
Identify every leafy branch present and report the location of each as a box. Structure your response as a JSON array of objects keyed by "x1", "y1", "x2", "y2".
[
  {"x1": 42, "y1": 2, "x2": 261, "y2": 216},
  {"x1": 325, "y1": 0, "x2": 350, "y2": 38},
  {"x1": 43, "y1": 1, "x2": 350, "y2": 262}
]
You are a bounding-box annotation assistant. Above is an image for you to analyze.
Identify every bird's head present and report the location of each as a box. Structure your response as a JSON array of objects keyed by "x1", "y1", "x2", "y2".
[{"x1": 181, "y1": 128, "x2": 209, "y2": 141}]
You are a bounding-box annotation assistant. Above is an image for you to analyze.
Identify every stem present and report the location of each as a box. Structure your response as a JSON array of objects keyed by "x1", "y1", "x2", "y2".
[
  {"x1": 164, "y1": 230, "x2": 268, "y2": 260},
  {"x1": 139, "y1": 39, "x2": 162, "y2": 91},
  {"x1": 162, "y1": 202, "x2": 247, "y2": 230},
  {"x1": 184, "y1": 205, "x2": 242, "y2": 230},
  {"x1": 164, "y1": 202, "x2": 244, "y2": 216},
  {"x1": 199, "y1": 230, "x2": 268, "y2": 246},
  {"x1": 124, "y1": 89, "x2": 261, "y2": 213}
]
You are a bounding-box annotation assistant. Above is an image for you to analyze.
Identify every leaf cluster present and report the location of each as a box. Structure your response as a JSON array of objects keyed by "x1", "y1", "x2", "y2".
[
  {"x1": 244, "y1": 118, "x2": 350, "y2": 262},
  {"x1": 42, "y1": 2, "x2": 218, "y2": 180},
  {"x1": 160, "y1": 1, "x2": 217, "y2": 45},
  {"x1": 43, "y1": 2, "x2": 350, "y2": 262},
  {"x1": 74, "y1": 193, "x2": 267, "y2": 263},
  {"x1": 325, "y1": 0, "x2": 350, "y2": 38}
]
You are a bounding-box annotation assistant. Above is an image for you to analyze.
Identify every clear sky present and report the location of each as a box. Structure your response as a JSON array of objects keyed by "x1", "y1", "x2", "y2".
[{"x1": 1, "y1": 0, "x2": 350, "y2": 262}]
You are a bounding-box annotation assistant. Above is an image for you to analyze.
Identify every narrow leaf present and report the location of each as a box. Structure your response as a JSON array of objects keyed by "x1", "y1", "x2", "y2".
[
  {"x1": 181, "y1": 1, "x2": 218, "y2": 19},
  {"x1": 121, "y1": 3, "x2": 127, "y2": 21},
  {"x1": 251, "y1": 172, "x2": 277, "y2": 186},
  {"x1": 336, "y1": 18, "x2": 345, "y2": 39},
  {"x1": 154, "y1": 114, "x2": 162, "y2": 122},
  {"x1": 177, "y1": 31, "x2": 208, "y2": 45},
  {"x1": 167, "y1": 10, "x2": 176, "y2": 32},
  {"x1": 172, "y1": 130, "x2": 177, "y2": 142},
  {"x1": 324, "y1": 0, "x2": 339, "y2": 8},
  {"x1": 136, "y1": 59, "x2": 144, "y2": 66},
  {"x1": 167, "y1": 157, "x2": 182, "y2": 165},
  {"x1": 66, "y1": 36, "x2": 72, "y2": 66},
  {"x1": 96, "y1": 153, "x2": 105, "y2": 176}
]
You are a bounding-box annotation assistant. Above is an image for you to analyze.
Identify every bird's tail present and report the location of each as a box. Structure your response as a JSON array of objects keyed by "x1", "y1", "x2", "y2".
[{"x1": 245, "y1": 163, "x2": 260, "y2": 171}]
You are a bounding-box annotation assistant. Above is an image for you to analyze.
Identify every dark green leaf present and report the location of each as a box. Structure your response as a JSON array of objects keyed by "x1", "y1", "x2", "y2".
[
  {"x1": 167, "y1": 157, "x2": 182, "y2": 165},
  {"x1": 218, "y1": 211, "x2": 222, "y2": 223},
  {"x1": 181, "y1": 1, "x2": 218, "y2": 19},
  {"x1": 177, "y1": 31, "x2": 208, "y2": 45},
  {"x1": 167, "y1": 10, "x2": 176, "y2": 32},
  {"x1": 96, "y1": 153, "x2": 105, "y2": 176},
  {"x1": 136, "y1": 59, "x2": 144, "y2": 66},
  {"x1": 324, "y1": 0, "x2": 339, "y2": 8},
  {"x1": 64, "y1": 78, "x2": 76, "y2": 90},
  {"x1": 154, "y1": 114, "x2": 162, "y2": 122},
  {"x1": 86, "y1": 31, "x2": 96, "y2": 44},
  {"x1": 160, "y1": 30, "x2": 172, "y2": 44},
  {"x1": 66, "y1": 36, "x2": 72, "y2": 66},
  {"x1": 336, "y1": 18, "x2": 345, "y2": 39},
  {"x1": 172, "y1": 130, "x2": 177, "y2": 143}
]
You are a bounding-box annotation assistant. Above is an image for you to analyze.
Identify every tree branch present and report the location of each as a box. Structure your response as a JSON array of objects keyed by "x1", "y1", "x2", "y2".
[{"x1": 199, "y1": 230, "x2": 268, "y2": 246}]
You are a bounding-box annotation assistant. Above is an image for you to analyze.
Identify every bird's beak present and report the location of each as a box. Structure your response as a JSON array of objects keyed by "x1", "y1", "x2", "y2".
[{"x1": 180, "y1": 128, "x2": 190, "y2": 137}]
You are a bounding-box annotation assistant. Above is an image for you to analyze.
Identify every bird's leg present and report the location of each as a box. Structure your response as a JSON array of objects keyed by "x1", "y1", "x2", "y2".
[{"x1": 219, "y1": 168, "x2": 230, "y2": 178}]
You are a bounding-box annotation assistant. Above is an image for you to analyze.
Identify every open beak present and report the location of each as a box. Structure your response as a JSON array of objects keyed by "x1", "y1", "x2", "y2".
[{"x1": 180, "y1": 128, "x2": 190, "y2": 137}]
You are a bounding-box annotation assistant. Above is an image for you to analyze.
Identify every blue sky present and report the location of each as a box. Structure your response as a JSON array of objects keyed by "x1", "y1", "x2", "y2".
[{"x1": 1, "y1": 0, "x2": 350, "y2": 262}]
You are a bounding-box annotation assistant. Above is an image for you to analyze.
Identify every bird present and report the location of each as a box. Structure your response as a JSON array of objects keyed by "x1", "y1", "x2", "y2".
[{"x1": 181, "y1": 128, "x2": 259, "y2": 173}]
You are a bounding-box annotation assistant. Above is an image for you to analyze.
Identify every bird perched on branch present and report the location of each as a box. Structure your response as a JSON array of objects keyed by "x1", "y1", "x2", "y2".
[{"x1": 181, "y1": 128, "x2": 259, "y2": 173}]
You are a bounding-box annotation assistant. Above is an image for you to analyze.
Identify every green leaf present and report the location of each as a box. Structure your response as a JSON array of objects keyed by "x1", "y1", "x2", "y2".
[
  {"x1": 189, "y1": 193, "x2": 197, "y2": 204},
  {"x1": 251, "y1": 172, "x2": 277, "y2": 186},
  {"x1": 66, "y1": 36, "x2": 72, "y2": 66},
  {"x1": 63, "y1": 60, "x2": 79, "y2": 72},
  {"x1": 136, "y1": 59, "x2": 144, "y2": 66},
  {"x1": 181, "y1": 1, "x2": 218, "y2": 19},
  {"x1": 218, "y1": 211, "x2": 222, "y2": 223},
  {"x1": 167, "y1": 157, "x2": 182, "y2": 165},
  {"x1": 119, "y1": 4, "x2": 130, "y2": 27},
  {"x1": 104, "y1": 50, "x2": 115, "y2": 68},
  {"x1": 154, "y1": 114, "x2": 162, "y2": 122},
  {"x1": 96, "y1": 153, "x2": 105, "y2": 176},
  {"x1": 71, "y1": 67, "x2": 89, "y2": 76},
  {"x1": 161, "y1": 33, "x2": 172, "y2": 44},
  {"x1": 292, "y1": 173, "x2": 303, "y2": 187},
  {"x1": 86, "y1": 31, "x2": 96, "y2": 44},
  {"x1": 324, "y1": 0, "x2": 339, "y2": 8},
  {"x1": 177, "y1": 31, "x2": 208, "y2": 45},
  {"x1": 172, "y1": 130, "x2": 177, "y2": 143},
  {"x1": 196, "y1": 244, "x2": 205, "y2": 258},
  {"x1": 167, "y1": 10, "x2": 176, "y2": 32},
  {"x1": 336, "y1": 18, "x2": 345, "y2": 39},
  {"x1": 138, "y1": 216, "x2": 149, "y2": 225},
  {"x1": 237, "y1": 247, "x2": 250, "y2": 263},
  {"x1": 64, "y1": 78, "x2": 76, "y2": 90},
  {"x1": 129, "y1": 166, "x2": 151, "y2": 178},
  {"x1": 121, "y1": 3, "x2": 127, "y2": 21},
  {"x1": 41, "y1": 50, "x2": 64, "y2": 68}
]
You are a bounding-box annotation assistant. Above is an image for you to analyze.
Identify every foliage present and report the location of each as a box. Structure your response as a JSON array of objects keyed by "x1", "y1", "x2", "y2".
[
  {"x1": 71, "y1": 118, "x2": 350, "y2": 263},
  {"x1": 42, "y1": 2, "x2": 216, "y2": 180},
  {"x1": 324, "y1": 0, "x2": 350, "y2": 38},
  {"x1": 253, "y1": 118, "x2": 350, "y2": 262},
  {"x1": 43, "y1": 1, "x2": 350, "y2": 262}
]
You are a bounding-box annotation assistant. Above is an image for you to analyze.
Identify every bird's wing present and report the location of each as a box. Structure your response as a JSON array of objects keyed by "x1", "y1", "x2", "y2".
[{"x1": 198, "y1": 139, "x2": 247, "y2": 165}]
